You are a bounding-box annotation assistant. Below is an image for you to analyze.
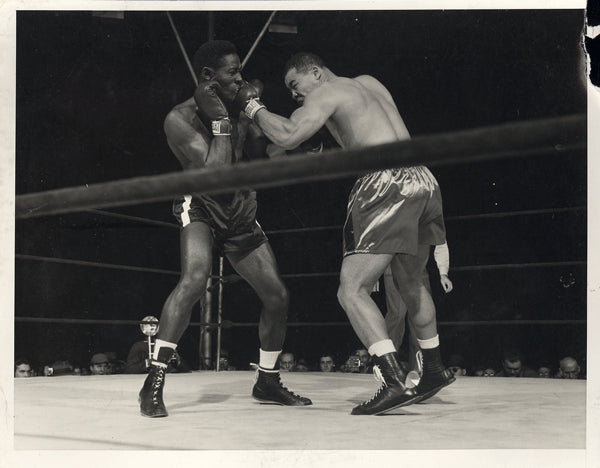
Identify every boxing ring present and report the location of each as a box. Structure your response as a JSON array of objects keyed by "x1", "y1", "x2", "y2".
[
  {"x1": 13, "y1": 372, "x2": 585, "y2": 450},
  {"x1": 10, "y1": 113, "x2": 591, "y2": 462},
  {"x1": 7, "y1": 10, "x2": 597, "y2": 468}
]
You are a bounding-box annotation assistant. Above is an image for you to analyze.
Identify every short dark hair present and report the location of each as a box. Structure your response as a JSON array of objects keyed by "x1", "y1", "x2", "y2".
[
  {"x1": 192, "y1": 40, "x2": 238, "y2": 77},
  {"x1": 15, "y1": 357, "x2": 31, "y2": 369},
  {"x1": 283, "y1": 52, "x2": 326, "y2": 77},
  {"x1": 503, "y1": 349, "x2": 522, "y2": 363},
  {"x1": 319, "y1": 353, "x2": 335, "y2": 360}
]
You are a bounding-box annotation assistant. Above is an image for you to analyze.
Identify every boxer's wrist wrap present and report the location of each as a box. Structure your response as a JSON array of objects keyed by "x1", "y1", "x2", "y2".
[
  {"x1": 244, "y1": 98, "x2": 266, "y2": 120},
  {"x1": 211, "y1": 118, "x2": 232, "y2": 136}
]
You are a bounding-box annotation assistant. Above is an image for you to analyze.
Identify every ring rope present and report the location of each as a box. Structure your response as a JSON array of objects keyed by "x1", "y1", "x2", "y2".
[
  {"x1": 450, "y1": 260, "x2": 585, "y2": 272},
  {"x1": 263, "y1": 206, "x2": 586, "y2": 235},
  {"x1": 443, "y1": 206, "x2": 585, "y2": 222},
  {"x1": 53, "y1": 205, "x2": 583, "y2": 235},
  {"x1": 15, "y1": 115, "x2": 585, "y2": 219},
  {"x1": 165, "y1": 12, "x2": 198, "y2": 86},
  {"x1": 83, "y1": 209, "x2": 179, "y2": 229},
  {"x1": 241, "y1": 11, "x2": 278, "y2": 70},
  {"x1": 15, "y1": 254, "x2": 584, "y2": 278},
  {"x1": 14, "y1": 317, "x2": 586, "y2": 327},
  {"x1": 15, "y1": 254, "x2": 180, "y2": 277},
  {"x1": 39, "y1": 205, "x2": 582, "y2": 237}
]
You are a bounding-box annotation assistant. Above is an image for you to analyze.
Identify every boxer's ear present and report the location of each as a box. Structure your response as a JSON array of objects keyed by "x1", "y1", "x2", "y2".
[{"x1": 200, "y1": 66, "x2": 215, "y2": 81}]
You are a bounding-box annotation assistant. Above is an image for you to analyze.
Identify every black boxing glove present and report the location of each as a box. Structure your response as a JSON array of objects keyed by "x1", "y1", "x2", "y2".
[
  {"x1": 248, "y1": 79, "x2": 264, "y2": 97},
  {"x1": 299, "y1": 133, "x2": 324, "y2": 153},
  {"x1": 233, "y1": 79, "x2": 266, "y2": 120},
  {"x1": 194, "y1": 80, "x2": 232, "y2": 136}
]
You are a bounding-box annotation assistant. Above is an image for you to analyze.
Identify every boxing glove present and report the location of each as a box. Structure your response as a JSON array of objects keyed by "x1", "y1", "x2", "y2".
[
  {"x1": 194, "y1": 80, "x2": 232, "y2": 136},
  {"x1": 299, "y1": 133, "x2": 324, "y2": 153},
  {"x1": 233, "y1": 79, "x2": 266, "y2": 120}
]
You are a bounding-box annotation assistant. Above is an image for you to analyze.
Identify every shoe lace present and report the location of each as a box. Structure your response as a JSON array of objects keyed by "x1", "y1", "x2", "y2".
[
  {"x1": 275, "y1": 373, "x2": 304, "y2": 398},
  {"x1": 416, "y1": 350, "x2": 424, "y2": 375},
  {"x1": 151, "y1": 369, "x2": 165, "y2": 403},
  {"x1": 359, "y1": 365, "x2": 387, "y2": 407},
  {"x1": 372, "y1": 365, "x2": 387, "y2": 386}
]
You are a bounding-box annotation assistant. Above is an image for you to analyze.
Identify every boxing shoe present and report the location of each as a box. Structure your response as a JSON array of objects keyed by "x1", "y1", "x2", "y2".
[
  {"x1": 252, "y1": 367, "x2": 312, "y2": 406},
  {"x1": 351, "y1": 352, "x2": 422, "y2": 415},
  {"x1": 139, "y1": 361, "x2": 169, "y2": 417},
  {"x1": 413, "y1": 367, "x2": 455, "y2": 403},
  {"x1": 404, "y1": 370, "x2": 421, "y2": 389}
]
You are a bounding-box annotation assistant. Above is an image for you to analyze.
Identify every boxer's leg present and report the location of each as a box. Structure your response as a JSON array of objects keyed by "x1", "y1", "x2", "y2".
[
  {"x1": 140, "y1": 222, "x2": 213, "y2": 418},
  {"x1": 228, "y1": 242, "x2": 311, "y2": 406}
]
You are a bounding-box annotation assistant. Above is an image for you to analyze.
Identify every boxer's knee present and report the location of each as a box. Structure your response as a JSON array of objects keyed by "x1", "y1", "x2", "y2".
[
  {"x1": 176, "y1": 269, "x2": 210, "y2": 305},
  {"x1": 337, "y1": 280, "x2": 366, "y2": 310},
  {"x1": 262, "y1": 283, "x2": 289, "y2": 315}
]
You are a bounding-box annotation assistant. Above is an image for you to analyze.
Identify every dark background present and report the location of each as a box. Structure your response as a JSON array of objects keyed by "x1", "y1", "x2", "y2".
[{"x1": 15, "y1": 10, "x2": 587, "y2": 373}]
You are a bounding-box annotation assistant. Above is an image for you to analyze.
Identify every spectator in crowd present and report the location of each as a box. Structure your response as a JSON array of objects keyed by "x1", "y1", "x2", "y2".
[
  {"x1": 447, "y1": 354, "x2": 467, "y2": 377},
  {"x1": 124, "y1": 340, "x2": 191, "y2": 374},
  {"x1": 355, "y1": 348, "x2": 372, "y2": 372},
  {"x1": 104, "y1": 351, "x2": 125, "y2": 375},
  {"x1": 294, "y1": 359, "x2": 309, "y2": 372},
  {"x1": 555, "y1": 356, "x2": 581, "y2": 379},
  {"x1": 279, "y1": 352, "x2": 296, "y2": 372},
  {"x1": 215, "y1": 349, "x2": 236, "y2": 371},
  {"x1": 90, "y1": 353, "x2": 112, "y2": 375},
  {"x1": 473, "y1": 365, "x2": 496, "y2": 377},
  {"x1": 48, "y1": 359, "x2": 74, "y2": 376},
  {"x1": 14, "y1": 358, "x2": 33, "y2": 378},
  {"x1": 318, "y1": 353, "x2": 336, "y2": 372},
  {"x1": 537, "y1": 364, "x2": 553, "y2": 378},
  {"x1": 340, "y1": 348, "x2": 372, "y2": 374},
  {"x1": 495, "y1": 349, "x2": 538, "y2": 377},
  {"x1": 124, "y1": 341, "x2": 152, "y2": 374}
]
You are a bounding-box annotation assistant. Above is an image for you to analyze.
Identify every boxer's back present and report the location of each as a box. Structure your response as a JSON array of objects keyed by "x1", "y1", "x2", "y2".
[{"x1": 324, "y1": 75, "x2": 410, "y2": 149}]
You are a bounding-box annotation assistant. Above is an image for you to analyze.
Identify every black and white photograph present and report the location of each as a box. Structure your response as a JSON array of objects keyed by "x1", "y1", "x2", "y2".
[{"x1": 2, "y1": 1, "x2": 599, "y2": 467}]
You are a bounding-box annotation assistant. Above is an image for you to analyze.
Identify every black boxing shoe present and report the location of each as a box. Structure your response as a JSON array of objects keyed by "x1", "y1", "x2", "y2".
[
  {"x1": 139, "y1": 361, "x2": 168, "y2": 418},
  {"x1": 351, "y1": 352, "x2": 423, "y2": 415},
  {"x1": 414, "y1": 367, "x2": 455, "y2": 403},
  {"x1": 252, "y1": 367, "x2": 312, "y2": 406}
]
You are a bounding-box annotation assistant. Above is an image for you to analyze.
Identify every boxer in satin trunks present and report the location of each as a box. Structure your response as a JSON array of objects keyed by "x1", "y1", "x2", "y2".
[
  {"x1": 172, "y1": 190, "x2": 267, "y2": 256},
  {"x1": 139, "y1": 41, "x2": 312, "y2": 419},
  {"x1": 244, "y1": 52, "x2": 454, "y2": 415},
  {"x1": 343, "y1": 166, "x2": 446, "y2": 257}
]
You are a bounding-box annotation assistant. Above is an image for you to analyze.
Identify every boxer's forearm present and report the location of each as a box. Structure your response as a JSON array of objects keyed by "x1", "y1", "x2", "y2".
[
  {"x1": 254, "y1": 109, "x2": 306, "y2": 149},
  {"x1": 205, "y1": 134, "x2": 233, "y2": 167}
]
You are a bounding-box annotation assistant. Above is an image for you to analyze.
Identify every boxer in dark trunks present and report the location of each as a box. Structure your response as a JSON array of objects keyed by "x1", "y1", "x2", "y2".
[
  {"x1": 236, "y1": 52, "x2": 455, "y2": 415},
  {"x1": 139, "y1": 41, "x2": 311, "y2": 417}
]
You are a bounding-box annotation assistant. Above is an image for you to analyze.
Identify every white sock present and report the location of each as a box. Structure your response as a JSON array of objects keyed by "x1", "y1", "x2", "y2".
[
  {"x1": 152, "y1": 339, "x2": 177, "y2": 360},
  {"x1": 259, "y1": 349, "x2": 281, "y2": 370},
  {"x1": 417, "y1": 335, "x2": 440, "y2": 349},
  {"x1": 368, "y1": 339, "x2": 396, "y2": 357}
]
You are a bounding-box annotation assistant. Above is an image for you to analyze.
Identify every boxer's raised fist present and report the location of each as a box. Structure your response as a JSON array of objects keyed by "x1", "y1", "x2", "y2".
[
  {"x1": 194, "y1": 80, "x2": 231, "y2": 135},
  {"x1": 233, "y1": 80, "x2": 266, "y2": 120}
]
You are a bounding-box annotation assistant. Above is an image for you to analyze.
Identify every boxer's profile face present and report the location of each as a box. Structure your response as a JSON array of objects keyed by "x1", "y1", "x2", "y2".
[{"x1": 284, "y1": 66, "x2": 321, "y2": 105}]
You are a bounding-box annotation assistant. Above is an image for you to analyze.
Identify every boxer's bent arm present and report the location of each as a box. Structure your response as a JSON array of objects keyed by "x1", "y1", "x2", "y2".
[
  {"x1": 254, "y1": 92, "x2": 335, "y2": 150},
  {"x1": 164, "y1": 110, "x2": 233, "y2": 168}
]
